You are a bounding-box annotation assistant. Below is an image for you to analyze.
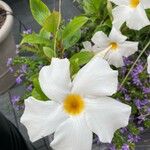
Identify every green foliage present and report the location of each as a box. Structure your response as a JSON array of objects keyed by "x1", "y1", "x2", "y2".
[
  {"x1": 63, "y1": 30, "x2": 81, "y2": 49},
  {"x1": 21, "y1": 33, "x2": 50, "y2": 46},
  {"x1": 30, "y1": 0, "x2": 50, "y2": 26},
  {"x1": 70, "y1": 51, "x2": 94, "y2": 75},
  {"x1": 43, "y1": 47, "x2": 56, "y2": 59},
  {"x1": 128, "y1": 123, "x2": 140, "y2": 135},
  {"x1": 62, "y1": 16, "x2": 88, "y2": 40},
  {"x1": 144, "y1": 120, "x2": 150, "y2": 128},
  {"x1": 32, "y1": 77, "x2": 48, "y2": 101},
  {"x1": 43, "y1": 11, "x2": 61, "y2": 34}
]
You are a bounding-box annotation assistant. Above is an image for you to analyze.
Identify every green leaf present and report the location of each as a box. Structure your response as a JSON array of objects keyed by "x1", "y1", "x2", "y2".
[
  {"x1": 62, "y1": 16, "x2": 88, "y2": 40},
  {"x1": 43, "y1": 11, "x2": 61, "y2": 34},
  {"x1": 21, "y1": 33, "x2": 50, "y2": 45},
  {"x1": 39, "y1": 28, "x2": 51, "y2": 39},
  {"x1": 63, "y1": 30, "x2": 81, "y2": 49},
  {"x1": 43, "y1": 47, "x2": 56, "y2": 58},
  {"x1": 30, "y1": 0, "x2": 50, "y2": 26},
  {"x1": 70, "y1": 51, "x2": 94, "y2": 75},
  {"x1": 83, "y1": 0, "x2": 101, "y2": 15},
  {"x1": 31, "y1": 77, "x2": 48, "y2": 101}
]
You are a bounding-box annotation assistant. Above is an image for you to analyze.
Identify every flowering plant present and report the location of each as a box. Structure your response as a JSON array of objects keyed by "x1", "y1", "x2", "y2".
[{"x1": 10, "y1": 0, "x2": 150, "y2": 149}]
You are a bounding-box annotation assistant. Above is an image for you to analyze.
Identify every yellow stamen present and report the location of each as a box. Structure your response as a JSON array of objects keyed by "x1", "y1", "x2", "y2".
[
  {"x1": 130, "y1": 0, "x2": 140, "y2": 8},
  {"x1": 63, "y1": 94, "x2": 85, "y2": 116},
  {"x1": 110, "y1": 42, "x2": 118, "y2": 51}
]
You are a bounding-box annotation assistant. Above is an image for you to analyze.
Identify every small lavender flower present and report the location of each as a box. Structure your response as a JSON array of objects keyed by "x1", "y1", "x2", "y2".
[
  {"x1": 128, "y1": 134, "x2": 141, "y2": 143},
  {"x1": 20, "y1": 64, "x2": 27, "y2": 73},
  {"x1": 142, "y1": 87, "x2": 150, "y2": 94},
  {"x1": 125, "y1": 94, "x2": 131, "y2": 101},
  {"x1": 6, "y1": 58, "x2": 13, "y2": 66},
  {"x1": 109, "y1": 144, "x2": 116, "y2": 150},
  {"x1": 11, "y1": 95, "x2": 20, "y2": 105},
  {"x1": 135, "y1": 99, "x2": 149, "y2": 109},
  {"x1": 122, "y1": 144, "x2": 130, "y2": 150},
  {"x1": 27, "y1": 84, "x2": 33, "y2": 91},
  {"x1": 120, "y1": 127, "x2": 127, "y2": 134},
  {"x1": 8, "y1": 67, "x2": 14, "y2": 73},
  {"x1": 16, "y1": 74, "x2": 24, "y2": 84}
]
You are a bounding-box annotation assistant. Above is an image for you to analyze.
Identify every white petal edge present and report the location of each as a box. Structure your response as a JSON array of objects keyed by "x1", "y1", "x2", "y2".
[
  {"x1": 85, "y1": 97, "x2": 131, "y2": 143},
  {"x1": 126, "y1": 4, "x2": 150, "y2": 30},
  {"x1": 148, "y1": 55, "x2": 150, "y2": 74},
  {"x1": 141, "y1": 0, "x2": 150, "y2": 9},
  {"x1": 50, "y1": 115, "x2": 93, "y2": 150},
  {"x1": 118, "y1": 41, "x2": 138, "y2": 57},
  {"x1": 106, "y1": 51, "x2": 124, "y2": 68},
  {"x1": 39, "y1": 58, "x2": 72, "y2": 103},
  {"x1": 109, "y1": 0, "x2": 129, "y2": 5},
  {"x1": 91, "y1": 31, "x2": 110, "y2": 48},
  {"x1": 109, "y1": 26, "x2": 127, "y2": 43},
  {"x1": 20, "y1": 97, "x2": 68, "y2": 142},
  {"x1": 72, "y1": 57, "x2": 118, "y2": 97},
  {"x1": 112, "y1": 5, "x2": 132, "y2": 30}
]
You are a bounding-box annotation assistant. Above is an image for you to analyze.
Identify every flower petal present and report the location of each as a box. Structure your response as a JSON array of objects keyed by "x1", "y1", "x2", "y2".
[
  {"x1": 51, "y1": 115, "x2": 92, "y2": 150},
  {"x1": 109, "y1": 27, "x2": 127, "y2": 43},
  {"x1": 112, "y1": 6, "x2": 131, "y2": 29},
  {"x1": 85, "y1": 97, "x2": 131, "y2": 143},
  {"x1": 148, "y1": 55, "x2": 150, "y2": 74},
  {"x1": 39, "y1": 58, "x2": 72, "y2": 103},
  {"x1": 20, "y1": 97, "x2": 68, "y2": 142},
  {"x1": 141, "y1": 0, "x2": 150, "y2": 9},
  {"x1": 72, "y1": 57, "x2": 118, "y2": 97},
  {"x1": 126, "y1": 4, "x2": 150, "y2": 30},
  {"x1": 118, "y1": 41, "x2": 138, "y2": 57},
  {"x1": 110, "y1": 0, "x2": 129, "y2": 5},
  {"x1": 91, "y1": 31, "x2": 110, "y2": 48},
  {"x1": 83, "y1": 41, "x2": 92, "y2": 51},
  {"x1": 106, "y1": 51, "x2": 124, "y2": 68}
]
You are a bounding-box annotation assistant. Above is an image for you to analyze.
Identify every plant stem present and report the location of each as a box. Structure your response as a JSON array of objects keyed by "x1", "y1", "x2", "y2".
[
  {"x1": 120, "y1": 40, "x2": 150, "y2": 87},
  {"x1": 53, "y1": 0, "x2": 62, "y2": 56}
]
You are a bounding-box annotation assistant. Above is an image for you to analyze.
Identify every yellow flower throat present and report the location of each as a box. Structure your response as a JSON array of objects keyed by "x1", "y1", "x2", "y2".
[
  {"x1": 130, "y1": 0, "x2": 140, "y2": 8},
  {"x1": 63, "y1": 94, "x2": 85, "y2": 116}
]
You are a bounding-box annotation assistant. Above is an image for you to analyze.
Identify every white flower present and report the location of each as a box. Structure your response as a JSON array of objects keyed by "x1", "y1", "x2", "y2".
[
  {"x1": 83, "y1": 27, "x2": 138, "y2": 68},
  {"x1": 110, "y1": 0, "x2": 150, "y2": 30},
  {"x1": 21, "y1": 57, "x2": 131, "y2": 150},
  {"x1": 148, "y1": 55, "x2": 150, "y2": 74}
]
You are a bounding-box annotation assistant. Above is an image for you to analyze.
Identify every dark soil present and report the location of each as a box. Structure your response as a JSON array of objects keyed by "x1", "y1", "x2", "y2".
[{"x1": 0, "y1": 7, "x2": 6, "y2": 29}]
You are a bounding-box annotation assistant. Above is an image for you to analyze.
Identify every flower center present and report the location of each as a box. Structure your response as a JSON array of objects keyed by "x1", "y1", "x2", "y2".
[
  {"x1": 63, "y1": 94, "x2": 85, "y2": 116},
  {"x1": 110, "y1": 42, "x2": 118, "y2": 51},
  {"x1": 130, "y1": 0, "x2": 140, "y2": 8}
]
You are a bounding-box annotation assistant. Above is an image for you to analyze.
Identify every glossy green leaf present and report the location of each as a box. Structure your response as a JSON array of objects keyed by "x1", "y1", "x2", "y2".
[
  {"x1": 31, "y1": 77, "x2": 48, "y2": 101},
  {"x1": 70, "y1": 51, "x2": 94, "y2": 75},
  {"x1": 30, "y1": 0, "x2": 50, "y2": 26},
  {"x1": 62, "y1": 16, "x2": 88, "y2": 40},
  {"x1": 63, "y1": 30, "x2": 81, "y2": 49},
  {"x1": 21, "y1": 33, "x2": 50, "y2": 45},
  {"x1": 43, "y1": 47, "x2": 56, "y2": 58},
  {"x1": 43, "y1": 11, "x2": 61, "y2": 34}
]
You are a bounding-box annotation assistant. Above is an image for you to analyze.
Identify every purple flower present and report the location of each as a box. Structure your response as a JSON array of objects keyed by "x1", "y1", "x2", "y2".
[
  {"x1": 8, "y1": 67, "x2": 14, "y2": 73},
  {"x1": 16, "y1": 74, "x2": 24, "y2": 84},
  {"x1": 120, "y1": 127, "x2": 127, "y2": 134},
  {"x1": 27, "y1": 84, "x2": 33, "y2": 91},
  {"x1": 123, "y1": 57, "x2": 133, "y2": 66},
  {"x1": 20, "y1": 64, "x2": 27, "y2": 73},
  {"x1": 142, "y1": 87, "x2": 150, "y2": 94},
  {"x1": 109, "y1": 144, "x2": 116, "y2": 150},
  {"x1": 128, "y1": 134, "x2": 141, "y2": 143},
  {"x1": 7, "y1": 58, "x2": 13, "y2": 66},
  {"x1": 131, "y1": 64, "x2": 143, "y2": 86},
  {"x1": 11, "y1": 95, "x2": 20, "y2": 105},
  {"x1": 137, "y1": 115, "x2": 145, "y2": 124},
  {"x1": 135, "y1": 99, "x2": 149, "y2": 109},
  {"x1": 125, "y1": 94, "x2": 131, "y2": 101},
  {"x1": 122, "y1": 144, "x2": 130, "y2": 150}
]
